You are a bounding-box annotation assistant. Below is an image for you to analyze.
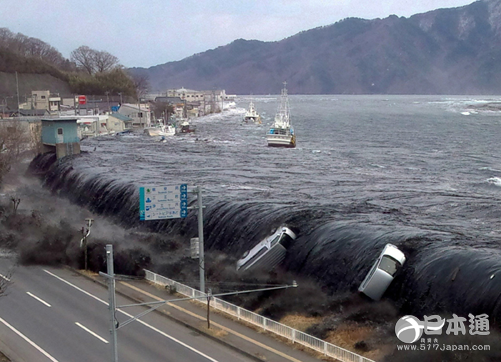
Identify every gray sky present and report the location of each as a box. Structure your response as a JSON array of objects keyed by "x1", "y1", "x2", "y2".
[{"x1": 4, "y1": 0, "x2": 475, "y2": 68}]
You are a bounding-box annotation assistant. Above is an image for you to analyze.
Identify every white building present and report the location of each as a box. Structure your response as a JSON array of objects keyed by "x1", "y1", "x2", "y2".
[
  {"x1": 117, "y1": 103, "x2": 152, "y2": 128},
  {"x1": 22, "y1": 90, "x2": 61, "y2": 113}
]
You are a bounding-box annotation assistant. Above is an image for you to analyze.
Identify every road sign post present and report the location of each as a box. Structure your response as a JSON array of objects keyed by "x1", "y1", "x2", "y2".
[
  {"x1": 196, "y1": 186, "x2": 205, "y2": 293},
  {"x1": 139, "y1": 184, "x2": 205, "y2": 292}
]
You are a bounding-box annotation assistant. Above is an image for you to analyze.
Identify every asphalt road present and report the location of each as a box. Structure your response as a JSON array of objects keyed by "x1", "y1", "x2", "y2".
[{"x1": 0, "y1": 260, "x2": 256, "y2": 362}]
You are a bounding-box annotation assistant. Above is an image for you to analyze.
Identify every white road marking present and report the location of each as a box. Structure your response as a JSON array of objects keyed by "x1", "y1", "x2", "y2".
[
  {"x1": 0, "y1": 316, "x2": 59, "y2": 362},
  {"x1": 43, "y1": 269, "x2": 220, "y2": 362},
  {"x1": 27, "y1": 292, "x2": 51, "y2": 307},
  {"x1": 0, "y1": 273, "x2": 10, "y2": 281},
  {"x1": 75, "y1": 322, "x2": 108, "y2": 343}
]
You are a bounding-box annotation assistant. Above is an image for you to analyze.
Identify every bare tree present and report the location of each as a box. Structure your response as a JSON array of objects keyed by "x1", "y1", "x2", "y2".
[
  {"x1": 94, "y1": 50, "x2": 120, "y2": 73},
  {"x1": 0, "y1": 28, "x2": 13, "y2": 48},
  {"x1": 0, "y1": 120, "x2": 30, "y2": 185},
  {"x1": 71, "y1": 46, "x2": 122, "y2": 76},
  {"x1": 25, "y1": 38, "x2": 65, "y2": 65},
  {"x1": 70, "y1": 45, "x2": 97, "y2": 75},
  {"x1": 29, "y1": 121, "x2": 43, "y2": 155},
  {"x1": 0, "y1": 28, "x2": 66, "y2": 66},
  {"x1": 152, "y1": 101, "x2": 174, "y2": 121},
  {"x1": 132, "y1": 74, "x2": 150, "y2": 101}
]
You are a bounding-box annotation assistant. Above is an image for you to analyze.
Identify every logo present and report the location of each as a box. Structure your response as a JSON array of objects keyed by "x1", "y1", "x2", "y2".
[
  {"x1": 395, "y1": 316, "x2": 424, "y2": 343},
  {"x1": 395, "y1": 314, "x2": 489, "y2": 343}
]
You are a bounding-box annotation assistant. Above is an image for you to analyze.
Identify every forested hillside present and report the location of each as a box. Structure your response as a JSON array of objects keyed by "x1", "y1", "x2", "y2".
[
  {"x1": 130, "y1": 0, "x2": 501, "y2": 95},
  {"x1": 0, "y1": 28, "x2": 138, "y2": 98}
]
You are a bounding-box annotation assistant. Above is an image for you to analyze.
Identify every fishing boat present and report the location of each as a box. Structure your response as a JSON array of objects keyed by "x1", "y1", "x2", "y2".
[
  {"x1": 266, "y1": 82, "x2": 296, "y2": 148},
  {"x1": 242, "y1": 100, "x2": 262, "y2": 124},
  {"x1": 179, "y1": 119, "x2": 196, "y2": 133},
  {"x1": 144, "y1": 121, "x2": 176, "y2": 137}
]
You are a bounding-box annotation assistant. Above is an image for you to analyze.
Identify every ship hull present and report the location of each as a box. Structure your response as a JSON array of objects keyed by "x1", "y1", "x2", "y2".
[{"x1": 266, "y1": 134, "x2": 296, "y2": 148}]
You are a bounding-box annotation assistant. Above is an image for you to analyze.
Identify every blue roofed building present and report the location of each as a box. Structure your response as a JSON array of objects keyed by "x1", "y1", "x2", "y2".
[{"x1": 41, "y1": 117, "x2": 80, "y2": 159}]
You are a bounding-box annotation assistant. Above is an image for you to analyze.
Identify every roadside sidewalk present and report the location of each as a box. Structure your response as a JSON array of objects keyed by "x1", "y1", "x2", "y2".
[{"x1": 73, "y1": 268, "x2": 329, "y2": 362}]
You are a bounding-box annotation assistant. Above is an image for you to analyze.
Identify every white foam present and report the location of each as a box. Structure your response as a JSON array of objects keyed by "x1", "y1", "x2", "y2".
[{"x1": 487, "y1": 177, "x2": 501, "y2": 186}]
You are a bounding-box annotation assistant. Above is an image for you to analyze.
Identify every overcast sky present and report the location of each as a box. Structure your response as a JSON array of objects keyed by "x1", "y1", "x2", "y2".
[{"x1": 4, "y1": 0, "x2": 475, "y2": 68}]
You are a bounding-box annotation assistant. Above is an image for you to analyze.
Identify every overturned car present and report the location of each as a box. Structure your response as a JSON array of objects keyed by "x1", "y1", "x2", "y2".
[{"x1": 236, "y1": 226, "x2": 297, "y2": 273}]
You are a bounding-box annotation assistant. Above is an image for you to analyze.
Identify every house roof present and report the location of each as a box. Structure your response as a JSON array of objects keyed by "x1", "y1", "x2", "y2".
[
  {"x1": 41, "y1": 117, "x2": 79, "y2": 123},
  {"x1": 18, "y1": 109, "x2": 50, "y2": 117},
  {"x1": 154, "y1": 96, "x2": 184, "y2": 104},
  {"x1": 119, "y1": 103, "x2": 150, "y2": 112},
  {"x1": 110, "y1": 112, "x2": 133, "y2": 122}
]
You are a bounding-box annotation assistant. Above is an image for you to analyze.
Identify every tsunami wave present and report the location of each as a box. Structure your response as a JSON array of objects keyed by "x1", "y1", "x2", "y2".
[{"x1": 27, "y1": 152, "x2": 501, "y2": 326}]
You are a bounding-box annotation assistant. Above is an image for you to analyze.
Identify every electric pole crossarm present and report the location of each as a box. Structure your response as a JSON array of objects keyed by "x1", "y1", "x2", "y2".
[
  {"x1": 116, "y1": 295, "x2": 212, "y2": 329},
  {"x1": 208, "y1": 283, "x2": 298, "y2": 298},
  {"x1": 116, "y1": 303, "x2": 166, "y2": 330},
  {"x1": 118, "y1": 295, "x2": 201, "y2": 309},
  {"x1": 117, "y1": 282, "x2": 298, "y2": 310}
]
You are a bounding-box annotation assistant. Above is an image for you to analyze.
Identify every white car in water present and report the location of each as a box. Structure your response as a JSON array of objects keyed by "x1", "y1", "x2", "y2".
[
  {"x1": 236, "y1": 226, "x2": 297, "y2": 272},
  {"x1": 358, "y1": 243, "x2": 406, "y2": 301}
]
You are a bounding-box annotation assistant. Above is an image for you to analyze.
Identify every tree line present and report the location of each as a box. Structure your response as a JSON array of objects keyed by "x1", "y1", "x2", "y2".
[{"x1": 0, "y1": 28, "x2": 144, "y2": 97}]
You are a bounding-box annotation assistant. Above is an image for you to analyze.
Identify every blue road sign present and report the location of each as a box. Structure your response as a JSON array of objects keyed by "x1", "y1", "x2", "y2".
[{"x1": 139, "y1": 184, "x2": 188, "y2": 220}]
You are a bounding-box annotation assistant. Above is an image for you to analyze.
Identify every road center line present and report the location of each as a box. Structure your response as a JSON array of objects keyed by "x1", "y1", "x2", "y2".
[
  {"x1": 27, "y1": 292, "x2": 51, "y2": 307},
  {"x1": 75, "y1": 322, "x2": 108, "y2": 343},
  {"x1": 43, "y1": 269, "x2": 219, "y2": 362},
  {"x1": 0, "y1": 316, "x2": 59, "y2": 362},
  {"x1": 0, "y1": 274, "x2": 10, "y2": 281}
]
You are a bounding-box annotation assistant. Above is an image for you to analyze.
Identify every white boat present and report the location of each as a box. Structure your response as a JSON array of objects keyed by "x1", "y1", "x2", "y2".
[
  {"x1": 144, "y1": 121, "x2": 176, "y2": 137},
  {"x1": 266, "y1": 82, "x2": 296, "y2": 148},
  {"x1": 243, "y1": 100, "x2": 262, "y2": 124}
]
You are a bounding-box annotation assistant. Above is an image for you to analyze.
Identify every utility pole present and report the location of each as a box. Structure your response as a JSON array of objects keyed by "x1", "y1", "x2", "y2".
[
  {"x1": 100, "y1": 245, "x2": 118, "y2": 362},
  {"x1": 105, "y1": 91, "x2": 110, "y2": 113},
  {"x1": 101, "y1": 242, "x2": 297, "y2": 361},
  {"x1": 15, "y1": 71, "x2": 20, "y2": 117}
]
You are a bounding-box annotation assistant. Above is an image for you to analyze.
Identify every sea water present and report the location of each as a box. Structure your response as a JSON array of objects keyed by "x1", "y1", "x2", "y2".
[{"x1": 36, "y1": 95, "x2": 501, "y2": 322}]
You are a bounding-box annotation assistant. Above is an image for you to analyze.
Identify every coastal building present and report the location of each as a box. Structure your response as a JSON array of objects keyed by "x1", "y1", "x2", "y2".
[
  {"x1": 17, "y1": 90, "x2": 62, "y2": 114},
  {"x1": 41, "y1": 117, "x2": 80, "y2": 159},
  {"x1": 117, "y1": 103, "x2": 152, "y2": 128},
  {"x1": 162, "y1": 88, "x2": 236, "y2": 115},
  {"x1": 166, "y1": 87, "x2": 205, "y2": 101},
  {"x1": 108, "y1": 112, "x2": 133, "y2": 131}
]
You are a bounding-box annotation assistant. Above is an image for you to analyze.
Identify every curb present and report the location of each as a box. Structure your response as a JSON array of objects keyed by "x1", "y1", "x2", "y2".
[{"x1": 67, "y1": 267, "x2": 265, "y2": 362}]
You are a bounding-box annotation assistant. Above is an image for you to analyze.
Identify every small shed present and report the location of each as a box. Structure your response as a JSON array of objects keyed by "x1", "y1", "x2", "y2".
[{"x1": 41, "y1": 117, "x2": 80, "y2": 159}]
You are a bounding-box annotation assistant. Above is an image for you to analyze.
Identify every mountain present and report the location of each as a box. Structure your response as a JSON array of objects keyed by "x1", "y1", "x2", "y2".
[{"x1": 130, "y1": 0, "x2": 501, "y2": 95}]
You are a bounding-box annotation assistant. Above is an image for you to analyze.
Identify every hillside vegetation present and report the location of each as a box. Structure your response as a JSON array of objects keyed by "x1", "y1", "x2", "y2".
[
  {"x1": 0, "y1": 28, "x2": 137, "y2": 98},
  {"x1": 130, "y1": 0, "x2": 501, "y2": 95}
]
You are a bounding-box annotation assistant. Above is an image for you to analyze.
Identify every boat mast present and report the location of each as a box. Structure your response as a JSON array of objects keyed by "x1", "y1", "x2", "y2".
[{"x1": 277, "y1": 81, "x2": 289, "y2": 125}]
